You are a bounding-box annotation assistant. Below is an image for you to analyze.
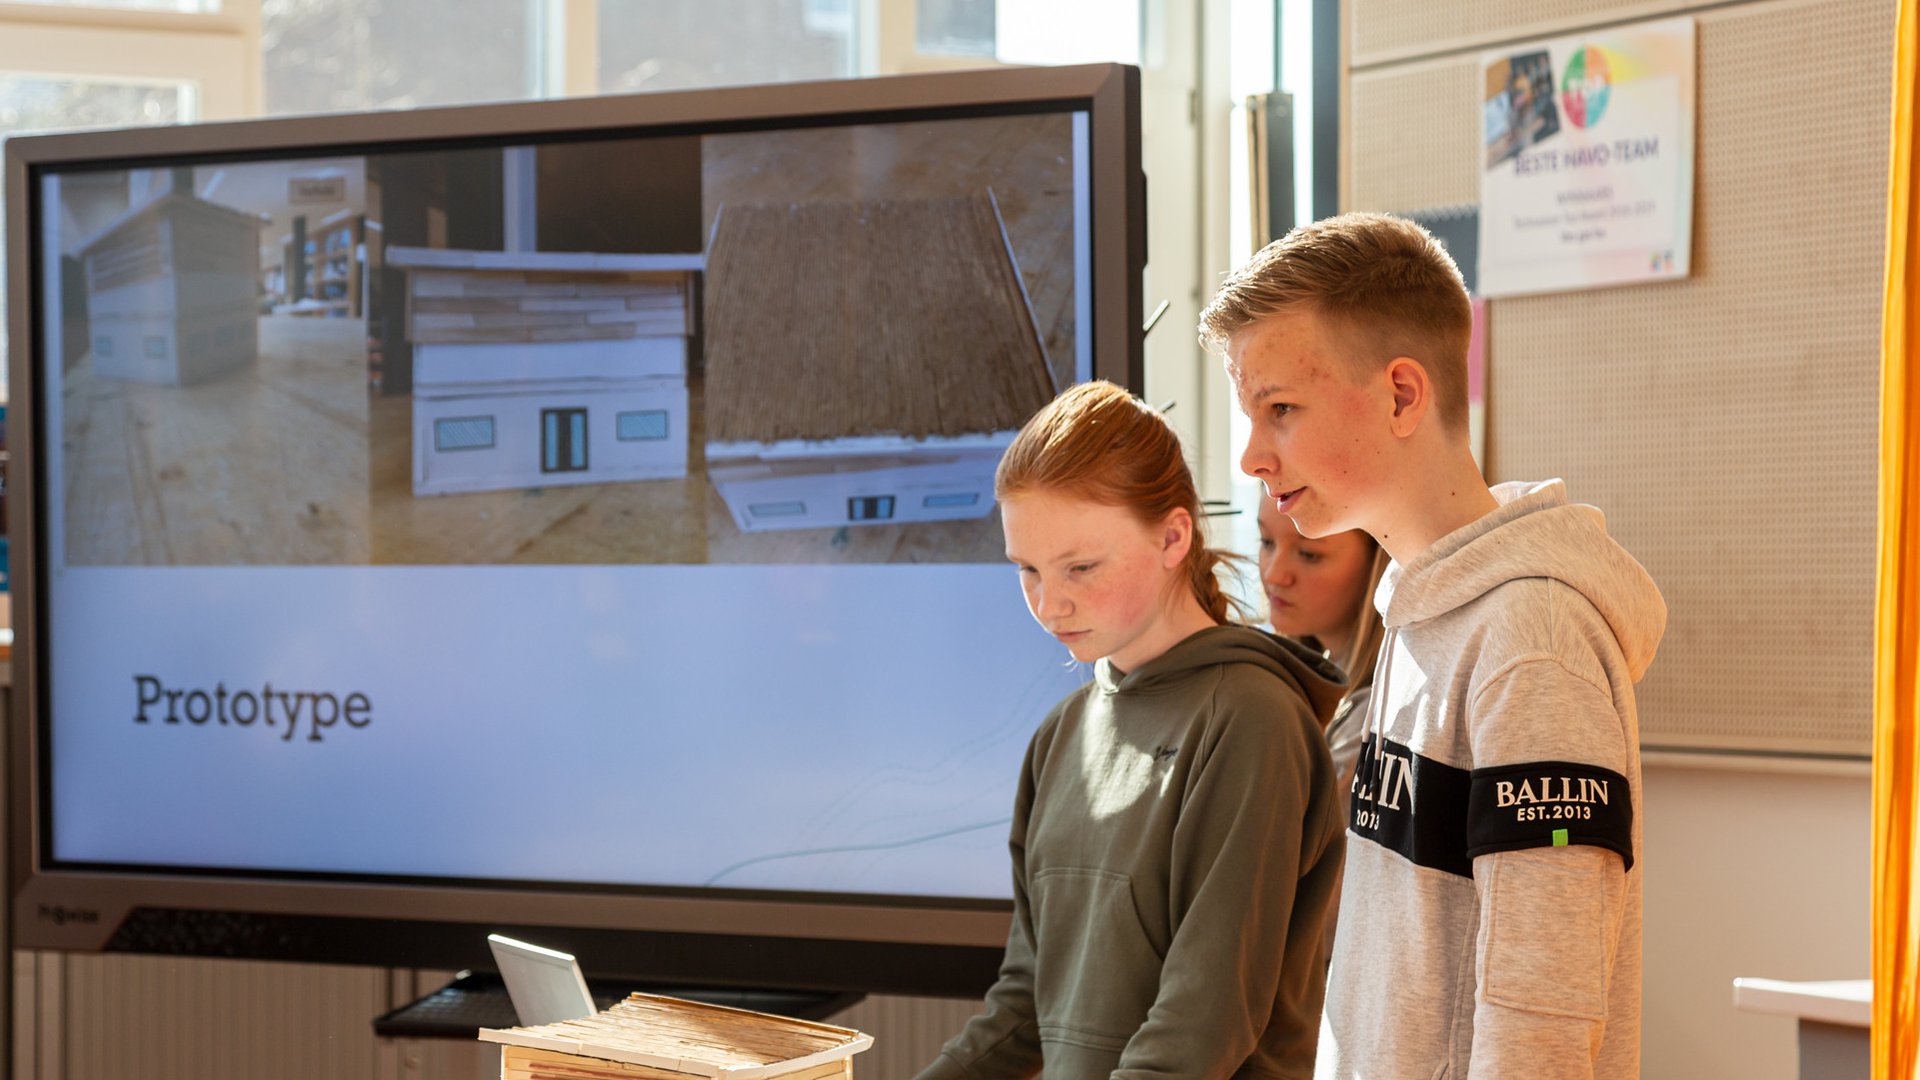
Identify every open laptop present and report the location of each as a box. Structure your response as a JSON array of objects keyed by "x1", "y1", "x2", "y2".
[{"x1": 487, "y1": 933, "x2": 599, "y2": 1026}]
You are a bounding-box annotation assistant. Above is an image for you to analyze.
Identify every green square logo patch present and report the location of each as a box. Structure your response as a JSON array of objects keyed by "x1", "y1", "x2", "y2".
[{"x1": 1552, "y1": 828, "x2": 1569, "y2": 847}]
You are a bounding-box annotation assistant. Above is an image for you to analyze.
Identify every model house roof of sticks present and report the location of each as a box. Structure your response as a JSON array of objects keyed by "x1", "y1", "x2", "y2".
[
  {"x1": 387, "y1": 247, "x2": 704, "y2": 347},
  {"x1": 480, "y1": 992, "x2": 872, "y2": 1080},
  {"x1": 74, "y1": 192, "x2": 266, "y2": 282},
  {"x1": 702, "y1": 192, "x2": 1057, "y2": 447}
]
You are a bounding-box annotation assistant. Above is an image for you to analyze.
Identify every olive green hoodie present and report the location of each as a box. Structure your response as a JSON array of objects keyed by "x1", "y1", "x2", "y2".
[{"x1": 916, "y1": 625, "x2": 1347, "y2": 1080}]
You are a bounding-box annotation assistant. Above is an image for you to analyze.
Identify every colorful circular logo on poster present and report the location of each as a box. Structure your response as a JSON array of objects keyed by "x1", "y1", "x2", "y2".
[{"x1": 1560, "y1": 46, "x2": 1611, "y2": 129}]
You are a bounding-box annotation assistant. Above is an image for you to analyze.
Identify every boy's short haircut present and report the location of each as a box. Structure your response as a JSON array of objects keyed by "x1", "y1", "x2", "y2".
[{"x1": 1199, "y1": 212, "x2": 1474, "y2": 431}]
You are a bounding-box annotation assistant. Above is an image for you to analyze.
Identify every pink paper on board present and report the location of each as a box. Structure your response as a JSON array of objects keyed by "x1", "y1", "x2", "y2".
[{"x1": 1467, "y1": 298, "x2": 1488, "y2": 404}]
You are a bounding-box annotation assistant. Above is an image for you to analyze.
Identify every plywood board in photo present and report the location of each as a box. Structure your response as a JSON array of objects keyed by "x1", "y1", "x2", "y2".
[{"x1": 62, "y1": 314, "x2": 371, "y2": 565}]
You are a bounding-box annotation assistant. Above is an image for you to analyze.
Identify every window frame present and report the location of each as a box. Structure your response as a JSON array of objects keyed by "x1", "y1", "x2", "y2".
[
  {"x1": 0, "y1": 2, "x2": 260, "y2": 122},
  {"x1": 434, "y1": 415, "x2": 498, "y2": 453},
  {"x1": 540, "y1": 406, "x2": 589, "y2": 474},
  {"x1": 614, "y1": 409, "x2": 670, "y2": 442}
]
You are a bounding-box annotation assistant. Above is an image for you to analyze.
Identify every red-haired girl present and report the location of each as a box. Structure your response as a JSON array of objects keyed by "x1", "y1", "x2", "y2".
[{"x1": 917, "y1": 380, "x2": 1346, "y2": 1080}]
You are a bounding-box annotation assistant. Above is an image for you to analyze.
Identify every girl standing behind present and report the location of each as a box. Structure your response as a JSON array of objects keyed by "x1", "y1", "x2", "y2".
[
  {"x1": 915, "y1": 381, "x2": 1346, "y2": 1080},
  {"x1": 1255, "y1": 498, "x2": 1390, "y2": 815}
]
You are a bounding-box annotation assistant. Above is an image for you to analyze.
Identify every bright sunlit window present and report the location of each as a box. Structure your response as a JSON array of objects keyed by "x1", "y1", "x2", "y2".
[
  {"x1": 917, "y1": 0, "x2": 1140, "y2": 65},
  {"x1": 262, "y1": 0, "x2": 536, "y2": 113},
  {"x1": 5, "y1": 0, "x2": 215, "y2": 10},
  {"x1": 996, "y1": 0, "x2": 1139, "y2": 65},
  {"x1": 598, "y1": 0, "x2": 857, "y2": 94}
]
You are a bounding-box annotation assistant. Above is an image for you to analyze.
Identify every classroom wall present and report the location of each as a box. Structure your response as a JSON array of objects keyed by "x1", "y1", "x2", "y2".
[
  {"x1": 1640, "y1": 761, "x2": 1869, "y2": 1079},
  {"x1": 1348, "y1": 0, "x2": 1892, "y2": 759},
  {"x1": 1342, "y1": 0, "x2": 1889, "y2": 1076}
]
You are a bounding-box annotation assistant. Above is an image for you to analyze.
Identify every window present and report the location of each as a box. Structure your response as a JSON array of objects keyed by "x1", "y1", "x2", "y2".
[
  {"x1": 0, "y1": 10, "x2": 250, "y2": 121},
  {"x1": 598, "y1": 0, "x2": 855, "y2": 94},
  {"x1": 912, "y1": 0, "x2": 1139, "y2": 66},
  {"x1": 541, "y1": 408, "x2": 588, "y2": 473},
  {"x1": 261, "y1": 0, "x2": 536, "y2": 114},
  {"x1": 434, "y1": 416, "x2": 496, "y2": 452},
  {"x1": 922, "y1": 492, "x2": 980, "y2": 508},
  {"x1": 915, "y1": 0, "x2": 993, "y2": 57},
  {"x1": 615, "y1": 410, "x2": 669, "y2": 441},
  {"x1": 8, "y1": 0, "x2": 217, "y2": 11},
  {"x1": 0, "y1": 75, "x2": 194, "y2": 132},
  {"x1": 0, "y1": 3, "x2": 252, "y2": 393},
  {"x1": 848, "y1": 495, "x2": 895, "y2": 521},
  {"x1": 749, "y1": 501, "x2": 807, "y2": 519}
]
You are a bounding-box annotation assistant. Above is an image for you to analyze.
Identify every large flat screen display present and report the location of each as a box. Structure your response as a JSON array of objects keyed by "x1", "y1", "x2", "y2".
[{"x1": 5, "y1": 63, "x2": 1143, "y2": 993}]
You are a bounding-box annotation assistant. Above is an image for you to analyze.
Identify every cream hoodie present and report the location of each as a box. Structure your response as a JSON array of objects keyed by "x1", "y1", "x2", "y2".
[{"x1": 1315, "y1": 479, "x2": 1666, "y2": 1080}]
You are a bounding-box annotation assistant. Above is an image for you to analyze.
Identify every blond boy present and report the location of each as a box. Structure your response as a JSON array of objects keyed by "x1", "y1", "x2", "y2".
[{"x1": 1202, "y1": 213, "x2": 1665, "y2": 1079}]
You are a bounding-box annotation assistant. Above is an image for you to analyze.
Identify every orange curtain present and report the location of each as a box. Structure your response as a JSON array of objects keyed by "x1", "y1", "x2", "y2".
[{"x1": 1876, "y1": 2, "x2": 1920, "y2": 1075}]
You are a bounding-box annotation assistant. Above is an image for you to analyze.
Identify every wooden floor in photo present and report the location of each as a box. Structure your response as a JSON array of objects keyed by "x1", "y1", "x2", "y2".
[{"x1": 62, "y1": 314, "x2": 370, "y2": 565}]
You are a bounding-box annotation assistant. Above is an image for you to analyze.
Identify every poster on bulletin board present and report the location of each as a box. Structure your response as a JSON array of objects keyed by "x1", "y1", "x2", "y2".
[{"x1": 1477, "y1": 15, "x2": 1695, "y2": 297}]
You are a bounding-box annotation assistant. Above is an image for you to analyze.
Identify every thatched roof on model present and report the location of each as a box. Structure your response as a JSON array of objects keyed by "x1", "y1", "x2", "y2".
[{"x1": 702, "y1": 193, "x2": 1058, "y2": 445}]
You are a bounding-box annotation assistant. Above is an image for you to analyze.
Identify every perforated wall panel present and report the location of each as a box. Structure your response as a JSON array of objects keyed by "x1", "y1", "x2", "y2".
[
  {"x1": 1345, "y1": 0, "x2": 1894, "y2": 755},
  {"x1": 1352, "y1": 0, "x2": 1710, "y2": 67},
  {"x1": 1349, "y1": 59, "x2": 1481, "y2": 211}
]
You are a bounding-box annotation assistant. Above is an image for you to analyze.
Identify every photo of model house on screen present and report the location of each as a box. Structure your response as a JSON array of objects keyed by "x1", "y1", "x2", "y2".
[
  {"x1": 374, "y1": 113, "x2": 1081, "y2": 566},
  {"x1": 56, "y1": 159, "x2": 373, "y2": 566},
  {"x1": 389, "y1": 245, "x2": 702, "y2": 498},
  {"x1": 76, "y1": 181, "x2": 261, "y2": 386},
  {"x1": 51, "y1": 110, "x2": 1085, "y2": 569},
  {"x1": 697, "y1": 115, "x2": 1081, "y2": 565},
  {"x1": 363, "y1": 138, "x2": 713, "y2": 565}
]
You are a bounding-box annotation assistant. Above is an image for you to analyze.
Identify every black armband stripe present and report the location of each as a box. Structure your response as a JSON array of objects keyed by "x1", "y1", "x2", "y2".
[
  {"x1": 1348, "y1": 737, "x2": 1637, "y2": 877},
  {"x1": 1467, "y1": 760, "x2": 1635, "y2": 871}
]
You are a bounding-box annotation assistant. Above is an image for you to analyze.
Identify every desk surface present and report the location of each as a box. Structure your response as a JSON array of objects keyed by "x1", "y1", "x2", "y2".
[{"x1": 1732, "y1": 978, "x2": 1871, "y2": 1028}]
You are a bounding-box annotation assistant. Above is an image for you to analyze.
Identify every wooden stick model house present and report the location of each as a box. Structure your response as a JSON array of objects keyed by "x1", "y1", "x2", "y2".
[
  {"x1": 702, "y1": 193, "x2": 1056, "y2": 532},
  {"x1": 480, "y1": 992, "x2": 873, "y2": 1079},
  {"x1": 75, "y1": 192, "x2": 266, "y2": 386},
  {"x1": 388, "y1": 247, "x2": 703, "y2": 497}
]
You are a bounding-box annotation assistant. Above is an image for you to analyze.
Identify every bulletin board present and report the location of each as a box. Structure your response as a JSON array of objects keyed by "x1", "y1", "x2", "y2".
[{"x1": 1347, "y1": 0, "x2": 1893, "y2": 756}]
